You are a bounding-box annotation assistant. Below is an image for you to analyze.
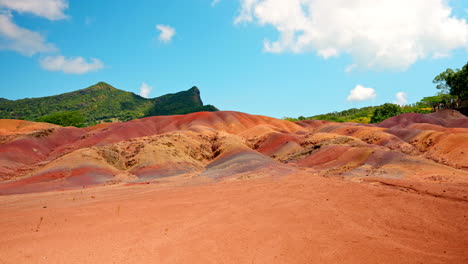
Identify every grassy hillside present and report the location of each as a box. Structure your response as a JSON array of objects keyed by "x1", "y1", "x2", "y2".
[
  {"x1": 0, "y1": 82, "x2": 218, "y2": 126},
  {"x1": 285, "y1": 104, "x2": 432, "y2": 123},
  {"x1": 309, "y1": 106, "x2": 378, "y2": 123}
]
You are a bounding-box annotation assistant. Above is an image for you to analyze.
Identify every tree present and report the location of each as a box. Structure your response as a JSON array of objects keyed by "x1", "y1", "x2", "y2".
[
  {"x1": 36, "y1": 111, "x2": 86, "y2": 127},
  {"x1": 420, "y1": 95, "x2": 442, "y2": 107},
  {"x1": 433, "y1": 68, "x2": 456, "y2": 94},
  {"x1": 370, "y1": 103, "x2": 401, "y2": 123},
  {"x1": 433, "y1": 62, "x2": 468, "y2": 101},
  {"x1": 445, "y1": 63, "x2": 468, "y2": 101}
]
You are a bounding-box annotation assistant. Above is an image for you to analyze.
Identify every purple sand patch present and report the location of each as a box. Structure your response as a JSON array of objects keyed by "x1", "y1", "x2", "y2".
[
  {"x1": 0, "y1": 167, "x2": 115, "y2": 195},
  {"x1": 384, "y1": 127, "x2": 423, "y2": 142},
  {"x1": 364, "y1": 150, "x2": 416, "y2": 168},
  {"x1": 201, "y1": 149, "x2": 294, "y2": 179},
  {"x1": 131, "y1": 162, "x2": 199, "y2": 182}
]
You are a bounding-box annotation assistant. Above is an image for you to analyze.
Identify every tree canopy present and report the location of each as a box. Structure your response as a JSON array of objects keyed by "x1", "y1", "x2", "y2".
[
  {"x1": 37, "y1": 111, "x2": 86, "y2": 127},
  {"x1": 433, "y1": 62, "x2": 468, "y2": 101},
  {"x1": 370, "y1": 103, "x2": 401, "y2": 123}
]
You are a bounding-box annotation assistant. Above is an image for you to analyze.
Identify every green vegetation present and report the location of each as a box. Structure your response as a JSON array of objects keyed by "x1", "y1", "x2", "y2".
[
  {"x1": 370, "y1": 103, "x2": 401, "y2": 123},
  {"x1": 0, "y1": 82, "x2": 218, "y2": 126},
  {"x1": 420, "y1": 94, "x2": 453, "y2": 108},
  {"x1": 284, "y1": 100, "x2": 434, "y2": 124},
  {"x1": 285, "y1": 63, "x2": 468, "y2": 124},
  {"x1": 36, "y1": 111, "x2": 86, "y2": 127},
  {"x1": 147, "y1": 87, "x2": 218, "y2": 116},
  {"x1": 303, "y1": 106, "x2": 377, "y2": 123},
  {"x1": 433, "y1": 62, "x2": 468, "y2": 101}
]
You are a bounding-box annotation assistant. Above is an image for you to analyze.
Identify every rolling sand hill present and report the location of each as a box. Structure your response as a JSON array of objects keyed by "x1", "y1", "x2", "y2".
[{"x1": 0, "y1": 110, "x2": 467, "y2": 263}]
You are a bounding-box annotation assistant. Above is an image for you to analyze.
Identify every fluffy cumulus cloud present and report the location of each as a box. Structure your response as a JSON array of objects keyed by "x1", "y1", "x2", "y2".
[
  {"x1": 394, "y1": 92, "x2": 408, "y2": 106},
  {"x1": 347, "y1": 85, "x2": 377, "y2": 102},
  {"x1": 156, "y1": 24, "x2": 176, "y2": 43},
  {"x1": 139, "y1": 82, "x2": 153, "y2": 98},
  {"x1": 39, "y1": 56, "x2": 104, "y2": 74},
  {"x1": 0, "y1": 0, "x2": 68, "y2": 20},
  {"x1": 0, "y1": 13, "x2": 57, "y2": 56},
  {"x1": 235, "y1": 0, "x2": 468, "y2": 70},
  {"x1": 0, "y1": 0, "x2": 64, "y2": 56},
  {"x1": 0, "y1": 1, "x2": 105, "y2": 74}
]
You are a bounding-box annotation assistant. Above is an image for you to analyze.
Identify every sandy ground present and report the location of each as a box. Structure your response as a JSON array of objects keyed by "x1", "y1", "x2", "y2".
[
  {"x1": 0, "y1": 172, "x2": 467, "y2": 264},
  {"x1": 1, "y1": 111, "x2": 467, "y2": 263}
]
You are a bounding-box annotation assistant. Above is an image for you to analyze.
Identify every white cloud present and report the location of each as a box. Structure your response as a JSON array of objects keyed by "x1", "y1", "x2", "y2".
[
  {"x1": 234, "y1": 0, "x2": 259, "y2": 24},
  {"x1": 347, "y1": 85, "x2": 377, "y2": 102},
  {"x1": 0, "y1": 0, "x2": 100, "y2": 76},
  {"x1": 345, "y1": 64, "x2": 357, "y2": 73},
  {"x1": 394, "y1": 92, "x2": 408, "y2": 106},
  {"x1": 156, "y1": 24, "x2": 176, "y2": 43},
  {"x1": 139, "y1": 82, "x2": 153, "y2": 98},
  {"x1": 211, "y1": 0, "x2": 220, "y2": 7},
  {"x1": 0, "y1": 0, "x2": 66, "y2": 56},
  {"x1": 235, "y1": 0, "x2": 468, "y2": 70},
  {"x1": 0, "y1": 13, "x2": 57, "y2": 56},
  {"x1": 0, "y1": 0, "x2": 68, "y2": 20},
  {"x1": 39, "y1": 55, "x2": 104, "y2": 74}
]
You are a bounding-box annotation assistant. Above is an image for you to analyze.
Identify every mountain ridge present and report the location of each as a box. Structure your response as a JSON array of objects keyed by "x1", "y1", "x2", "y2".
[{"x1": 0, "y1": 82, "x2": 218, "y2": 126}]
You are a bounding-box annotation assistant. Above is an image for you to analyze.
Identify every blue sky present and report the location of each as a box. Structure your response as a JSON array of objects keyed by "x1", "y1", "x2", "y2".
[{"x1": 0, "y1": 0, "x2": 467, "y2": 118}]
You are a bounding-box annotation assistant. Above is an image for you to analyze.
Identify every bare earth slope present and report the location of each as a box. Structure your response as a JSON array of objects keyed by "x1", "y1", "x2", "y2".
[{"x1": 0, "y1": 110, "x2": 467, "y2": 263}]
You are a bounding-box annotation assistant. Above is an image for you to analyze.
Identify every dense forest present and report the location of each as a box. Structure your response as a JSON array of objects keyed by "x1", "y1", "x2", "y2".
[{"x1": 0, "y1": 82, "x2": 218, "y2": 126}]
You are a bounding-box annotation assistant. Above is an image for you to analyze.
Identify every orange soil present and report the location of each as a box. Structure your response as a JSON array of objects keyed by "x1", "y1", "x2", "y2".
[
  {"x1": 0, "y1": 119, "x2": 58, "y2": 135},
  {"x1": 0, "y1": 172, "x2": 466, "y2": 264},
  {"x1": 0, "y1": 110, "x2": 467, "y2": 263},
  {"x1": 1, "y1": 110, "x2": 467, "y2": 193}
]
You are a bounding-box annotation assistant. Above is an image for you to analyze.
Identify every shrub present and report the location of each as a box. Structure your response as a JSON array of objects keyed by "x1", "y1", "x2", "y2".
[
  {"x1": 37, "y1": 111, "x2": 86, "y2": 127},
  {"x1": 370, "y1": 103, "x2": 401, "y2": 123}
]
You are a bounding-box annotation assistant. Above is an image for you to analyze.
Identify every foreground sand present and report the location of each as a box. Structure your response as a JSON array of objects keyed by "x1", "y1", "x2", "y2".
[
  {"x1": 1, "y1": 110, "x2": 467, "y2": 263},
  {"x1": 1, "y1": 172, "x2": 466, "y2": 264}
]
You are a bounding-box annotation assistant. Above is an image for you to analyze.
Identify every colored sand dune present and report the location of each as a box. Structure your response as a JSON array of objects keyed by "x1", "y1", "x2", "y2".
[{"x1": 0, "y1": 110, "x2": 467, "y2": 263}]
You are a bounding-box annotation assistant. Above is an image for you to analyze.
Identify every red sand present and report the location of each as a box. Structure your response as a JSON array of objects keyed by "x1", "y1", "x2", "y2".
[
  {"x1": 0, "y1": 172, "x2": 466, "y2": 263},
  {"x1": 378, "y1": 109, "x2": 468, "y2": 128},
  {"x1": 1, "y1": 110, "x2": 467, "y2": 192},
  {"x1": 0, "y1": 110, "x2": 467, "y2": 263}
]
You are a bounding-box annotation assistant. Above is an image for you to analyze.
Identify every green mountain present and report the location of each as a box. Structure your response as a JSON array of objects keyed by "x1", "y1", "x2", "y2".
[{"x1": 0, "y1": 82, "x2": 218, "y2": 126}]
